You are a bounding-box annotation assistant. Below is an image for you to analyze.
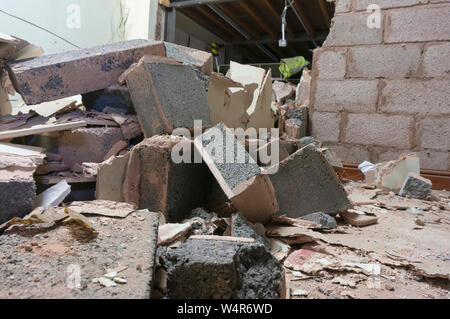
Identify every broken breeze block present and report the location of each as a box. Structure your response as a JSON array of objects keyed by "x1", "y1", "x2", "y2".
[
  {"x1": 194, "y1": 123, "x2": 278, "y2": 223},
  {"x1": 7, "y1": 39, "x2": 165, "y2": 105},
  {"x1": 125, "y1": 56, "x2": 211, "y2": 137},
  {"x1": 164, "y1": 42, "x2": 213, "y2": 75},
  {"x1": 0, "y1": 179, "x2": 35, "y2": 224},
  {"x1": 137, "y1": 135, "x2": 215, "y2": 222},
  {"x1": 266, "y1": 144, "x2": 351, "y2": 218},
  {"x1": 164, "y1": 238, "x2": 283, "y2": 299},
  {"x1": 58, "y1": 127, "x2": 124, "y2": 167},
  {"x1": 399, "y1": 172, "x2": 432, "y2": 200}
]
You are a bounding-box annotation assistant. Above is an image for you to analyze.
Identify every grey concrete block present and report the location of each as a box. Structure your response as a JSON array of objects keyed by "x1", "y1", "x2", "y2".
[
  {"x1": 8, "y1": 39, "x2": 165, "y2": 105},
  {"x1": 268, "y1": 144, "x2": 351, "y2": 217},
  {"x1": 137, "y1": 136, "x2": 218, "y2": 222},
  {"x1": 163, "y1": 238, "x2": 283, "y2": 299},
  {"x1": 0, "y1": 179, "x2": 35, "y2": 224},
  {"x1": 231, "y1": 213, "x2": 270, "y2": 250},
  {"x1": 198, "y1": 123, "x2": 261, "y2": 193},
  {"x1": 164, "y1": 42, "x2": 213, "y2": 75},
  {"x1": 125, "y1": 55, "x2": 211, "y2": 137},
  {"x1": 195, "y1": 123, "x2": 278, "y2": 223},
  {"x1": 399, "y1": 173, "x2": 432, "y2": 200},
  {"x1": 300, "y1": 212, "x2": 337, "y2": 229}
]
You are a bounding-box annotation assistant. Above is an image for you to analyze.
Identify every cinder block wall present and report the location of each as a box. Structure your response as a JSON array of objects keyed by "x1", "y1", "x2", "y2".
[{"x1": 309, "y1": 0, "x2": 450, "y2": 171}]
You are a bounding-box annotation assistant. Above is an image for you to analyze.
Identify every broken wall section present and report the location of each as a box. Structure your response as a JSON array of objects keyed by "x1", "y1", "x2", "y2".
[{"x1": 309, "y1": 0, "x2": 450, "y2": 171}]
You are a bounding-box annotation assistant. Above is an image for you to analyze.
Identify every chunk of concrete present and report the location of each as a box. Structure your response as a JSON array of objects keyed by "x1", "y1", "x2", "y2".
[
  {"x1": 284, "y1": 118, "x2": 302, "y2": 139},
  {"x1": 139, "y1": 136, "x2": 218, "y2": 222},
  {"x1": 0, "y1": 179, "x2": 35, "y2": 224},
  {"x1": 273, "y1": 81, "x2": 295, "y2": 104},
  {"x1": 194, "y1": 123, "x2": 278, "y2": 223},
  {"x1": 231, "y1": 212, "x2": 270, "y2": 250},
  {"x1": 164, "y1": 42, "x2": 213, "y2": 75},
  {"x1": 266, "y1": 144, "x2": 351, "y2": 217},
  {"x1": 340, "y1": 210, "x2": 378, "y2": 227},
  {"x1": 163, "y1": 238, "x2": 283, "y2": 299},
  {"x1": 7, "y1": 39, "x2": 165, "y2": 105},
  {"x1": 300, "y1": 212, "x2": 337, "y2": 230},
  {"x1": 399, "y1": 172, "x2": 432, "y2": 200},
  {"x1": 0, "y1": 151, "x2": 44, "y2": 223},
  {"x1": 125, "y1": 55, "x2": 211, "y2": 137},
  {"x1": 58, "y1": 127, "x2": 124, "y2": 167},
  {"x1": 0, "y1": 209, "x2": 159, "y2": 298},
  {"x1": 286, "y1": 107, "x2": 308, "y2": 138}
]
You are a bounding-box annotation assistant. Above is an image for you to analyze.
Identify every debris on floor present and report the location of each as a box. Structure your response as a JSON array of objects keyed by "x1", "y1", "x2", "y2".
[{"x1": 0, "y1": 38, "x2": 449, "y2": 300}]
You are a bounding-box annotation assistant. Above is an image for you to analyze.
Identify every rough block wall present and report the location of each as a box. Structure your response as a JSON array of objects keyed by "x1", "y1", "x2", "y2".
[{"x1": 309, "y1": 0, "x2": 450, "y2": 171}]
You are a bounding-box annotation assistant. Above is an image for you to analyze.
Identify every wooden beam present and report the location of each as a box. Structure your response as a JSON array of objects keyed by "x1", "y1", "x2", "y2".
[
  {"x1": 238, "y1": 1, "x2": 278, "y2": 38},
  {"x1": 261, "y1": 0, "x2": 295, "y2": 35},
  {"x1": 317, "y1": 0, "x2": 331, "y2": 28},
  {"x1": 196, "y1": 6, "x2": 245, "y2": 39},
  {"x1": 291, "y1": 0, "x2": 316, "y2": 37},
  {"x1": 181, "y1": 8, "x2": 234, "y2": 41}
]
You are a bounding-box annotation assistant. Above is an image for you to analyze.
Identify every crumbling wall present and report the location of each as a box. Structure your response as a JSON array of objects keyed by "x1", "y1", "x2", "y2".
[{"x1": 309, "y1": 0, "x2": 450, "y2": 171}]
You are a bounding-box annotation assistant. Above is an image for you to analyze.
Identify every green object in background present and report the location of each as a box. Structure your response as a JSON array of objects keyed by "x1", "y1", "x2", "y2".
[{"x1": 279, "y1": 56, "x2": 309, "y2": 78}]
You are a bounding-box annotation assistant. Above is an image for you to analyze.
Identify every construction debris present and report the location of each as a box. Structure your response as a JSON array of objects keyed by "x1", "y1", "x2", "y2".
[
  {"x1": 7, "y1": 39, "x2": 165, "y2": 105},
  {"x1": 1, "y1": 36, "x2": 449, "y2": 301},
  {"x1": 399, "y1": 173, "x2": 432, "y2": 200},
  {"x1": 373, "y1": 154, "x2": 421, "y2": 191},
  {"x1": 195, "y1": 123, "x2": 278, "y2": 223},
  {"x1": 266, "y1": 144, "x2": 351, "y2": 218},
  {"x1": 124, "y1": 55, "x2": 211, "y2": 136},
  {"x1": 159, "y1": 237, "x2": 283, "y2": 299}
]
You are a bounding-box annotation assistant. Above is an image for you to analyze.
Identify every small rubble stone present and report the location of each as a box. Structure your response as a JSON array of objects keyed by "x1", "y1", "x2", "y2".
[
  {"x1": 300, "y1": 212, "x2": 337, "y2": 230},
  {"x1": 273, "y1": 81, "x2": 295, "y2": 104},
  {"x1": 163, "y1": 238, "x2": 283, "y2": 299},
  {"x1": 399, "y1": 173, "x2": 432, "y2": 200}
]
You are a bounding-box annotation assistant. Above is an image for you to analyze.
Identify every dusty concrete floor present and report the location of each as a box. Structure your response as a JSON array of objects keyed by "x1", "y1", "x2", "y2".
[
  {"x1": 285, "y1": 185, "x2": 450, "y2": 299},
  {"x1": 0, "y1": 182, "x2": 448, "y2": 299}
]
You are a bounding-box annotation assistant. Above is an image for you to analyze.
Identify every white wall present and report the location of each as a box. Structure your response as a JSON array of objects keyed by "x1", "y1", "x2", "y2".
[{"x1": 0, "y1": 0, "x2": 156, "y2": 55}]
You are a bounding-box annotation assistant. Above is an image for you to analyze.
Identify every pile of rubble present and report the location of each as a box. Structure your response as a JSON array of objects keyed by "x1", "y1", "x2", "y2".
[{"x1": 0, "y1": 36, "x2": 449, "y2": 299}]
